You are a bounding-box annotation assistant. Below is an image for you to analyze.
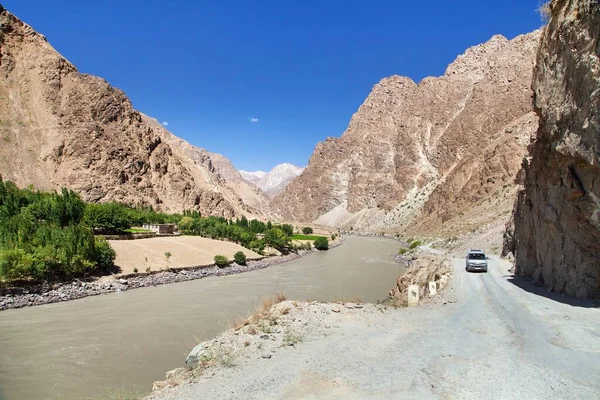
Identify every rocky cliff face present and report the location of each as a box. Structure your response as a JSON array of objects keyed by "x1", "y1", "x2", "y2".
[
  {"x1": 508, "y1": 0, "x2": 600, "y2": 298},
  {"x1": 274, "y1": 31, "x2": 541, "y2": 233},
  {"x1": 0, "y1": 6, "x2": 257, "y2": 217}
]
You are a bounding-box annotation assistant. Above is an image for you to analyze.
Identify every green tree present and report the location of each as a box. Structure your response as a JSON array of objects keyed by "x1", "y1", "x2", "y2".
[
  {"x1": 178, "y1": 216, "x2": 195, "y2": 234},
  {"x1": 233, "y1": 251, "x2": 247, "y2": 265},
  {"x1": 84, "y1": 202, "x2": 131, "y2": 233},
  {"x1": 249, "y1": 219, "x2": 266, "y2": 234},
  {"x1": 264, "y1": 228, "x2": 290, "y2": 251},
  {"x1": 280, "y1": 224, "x2": 294, "y2": 236},
  {"x1": 314, "y1": 237, "x2": 329, "y2": 250},
  {"x1": 302, "y1": 227, "x2": 313, "y2": 235}
]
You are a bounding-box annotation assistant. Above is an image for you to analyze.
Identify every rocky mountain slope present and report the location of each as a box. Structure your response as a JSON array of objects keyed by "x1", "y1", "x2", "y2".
[
  {"x1": 273, "y1": 31, "x2": 541, "y2": 235},
  {"x1": 240, "y1": 163, "x2": 304, "y2": 197},
  {"x1": 506, "y1": 0, "x2": 600, "y2": 298},
  {"x1": 0, "y1": 5, "x2": 259, "y2": 217}
]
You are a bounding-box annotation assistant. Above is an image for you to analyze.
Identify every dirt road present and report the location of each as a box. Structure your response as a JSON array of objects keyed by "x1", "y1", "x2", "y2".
[{"x1": 150, "y1": 257, "x2": 600, "y2": 399}]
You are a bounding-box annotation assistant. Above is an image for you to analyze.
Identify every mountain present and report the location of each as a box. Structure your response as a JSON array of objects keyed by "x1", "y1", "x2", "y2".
[
  {"x1": 0, "y1": 5, "x2": 261, "y2": 217},
  {"x1": 505, "y1": 0, "x2": 600, "y2": 298},
  {"x1": 239, "y1": 170, "x2": 267, "y2": 186},
  {"x1": 273, "y1": 31, "x2": 541, "y2": 234},
  {"x1": 240, "y1": 163, "x2": 304, "y2": 197}
]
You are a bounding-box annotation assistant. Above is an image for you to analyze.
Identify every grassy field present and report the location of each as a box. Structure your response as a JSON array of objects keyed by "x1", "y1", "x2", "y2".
[
  {"x1": 290, "y1": 234, "x2": 327, "y2": 241},
  {"x1": 124, "y1": 227, "x2": 153, "y2": 233}
]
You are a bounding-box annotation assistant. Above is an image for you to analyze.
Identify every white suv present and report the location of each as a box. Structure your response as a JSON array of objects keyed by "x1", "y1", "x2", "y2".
[{"x1": 465, "y1": 250, "x2": 488, "y2": 272}]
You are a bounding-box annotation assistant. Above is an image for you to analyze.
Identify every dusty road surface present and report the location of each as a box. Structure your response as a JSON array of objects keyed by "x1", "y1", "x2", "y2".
[{"x1": 149, "y1": 257, "x2": 600, "y2": 399}]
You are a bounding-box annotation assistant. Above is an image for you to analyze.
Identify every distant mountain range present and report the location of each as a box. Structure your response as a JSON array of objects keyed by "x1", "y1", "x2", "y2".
[{"x1": 240, "y1": 164, "x2": 304, "y2": 197}]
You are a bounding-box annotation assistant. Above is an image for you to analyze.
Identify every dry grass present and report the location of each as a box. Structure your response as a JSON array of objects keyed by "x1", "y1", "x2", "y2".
[
  {"x1": 537, "y1": 1, "x2": 551, "y2": 23},
  {"x1": 231, "y1": 316, "x2": 249, "y2": 331},
  {"x1": 274, "y1": 291, "x2": 287, "y2": 303},
  {"x1": 283, "y1": 328, "x2": 306, "y2": 345}
]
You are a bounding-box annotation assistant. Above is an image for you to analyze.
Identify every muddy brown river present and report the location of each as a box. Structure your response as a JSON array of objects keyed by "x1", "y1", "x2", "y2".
[{"x1": 0, "y1": 236, "x2": 404, "y2": 400}]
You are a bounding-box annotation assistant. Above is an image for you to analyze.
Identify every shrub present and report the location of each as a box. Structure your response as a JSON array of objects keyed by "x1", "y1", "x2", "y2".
[
  {"x1": 133, "y1": 267, "x2": 138, "y2": 273},
  {"x1": 0, "y1": 248, "x2": 33, "y2": 282},
  {"x1": 214, "y1": 255, "x2": 229, "y2": 268},
  {"x1": 233, "y1": 251, "x2": 247, "y2": 265},
  {"x1": 314, "y1": 237, "x2": 329, "y2": 250},
  {"x1": 398, "y1": 248, "x2": 408, "y2": 255},
  {"x1": 409, "y1": 240, "x2": 422, "y2": 249},
  {"x1": 331, "y1": 233, "x2": 337, "y2": 240},
  {"x1": 302, "y1": 227, "x2": 313, "y2": 235},
  {"x1": 95, "y1": 237, "x2": 116, "y2": 271},
  {"x1": 249, "y1": 240, "x2": 265, "y2": 255}
]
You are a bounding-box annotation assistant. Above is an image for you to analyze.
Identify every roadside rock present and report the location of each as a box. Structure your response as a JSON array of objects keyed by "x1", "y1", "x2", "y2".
[
  {"x1": 388, "y1": 255, "x2": 452, "y2": 306},
  {"x1": 185, "y1": 344, "x2": 207, "y2": 369},
  {"x1": 511, "y1": 0, "x2": 600, "y2": 298}
]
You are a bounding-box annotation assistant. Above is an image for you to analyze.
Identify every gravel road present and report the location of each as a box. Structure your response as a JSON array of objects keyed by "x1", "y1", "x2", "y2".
[{"x1": 150, "y1": 257, "x2": 600, "y2": 399}]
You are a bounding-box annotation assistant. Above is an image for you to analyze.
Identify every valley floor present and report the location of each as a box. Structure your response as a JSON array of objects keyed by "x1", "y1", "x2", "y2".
[
  {"x1": 109, "y1": 236, "x2": 263, "y2": 275},
  {"x1": 148, "y1": 257, "x2": 600, "y2": 399}
]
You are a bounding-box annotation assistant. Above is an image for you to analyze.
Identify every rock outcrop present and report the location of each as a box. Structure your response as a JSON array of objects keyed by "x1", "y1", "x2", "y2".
[
  {"x1": 388, "y1": 255, "x2": 452, "y2": 306},
  {"x1": 509, "y1": 0, "x2": 600, "y2": 298},
  {"x1": 0, "y1": 6, "x2": 259, "y2": 217},
  {"x1": 274, "y1": 31, "x2": 541, "y2": 234}
]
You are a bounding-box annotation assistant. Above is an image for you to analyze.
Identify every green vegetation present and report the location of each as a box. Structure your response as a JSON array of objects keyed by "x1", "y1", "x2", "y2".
[
  {"x1": 290, "y1": 234, "x2": 326, "y2": 241},
  {"x1": 314, "y1": 237, "x2": 329, "y2": 250},
  {"x1": 302, "y1": 227, "x2": 313, "y2": 234},
  {"x1": 214, "y1": 255, "x2": 229, "y2": 268},
  {"x1": 0, "y1": 178, "x2": 310, "y2": 284},
  {"x1": 123, "y1": 227, "x2": 152, "y2": 233},
  {"x1": 0, "y1": 179, "x2": 116, "y2": 283},
  {"x1": 233, "y1": 251, "x2": 247, "y2": 266},
  {"x1": 398, "y1": 239, "x2": 423, "y2": 255},
  {"x1": 409, "y1": 240, "x2": 422, "y2": 249}
]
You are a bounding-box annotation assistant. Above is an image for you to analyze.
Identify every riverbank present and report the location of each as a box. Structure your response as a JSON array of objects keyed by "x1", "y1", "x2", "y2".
[
  {"x1": 145, "y1": 255, "x2": 600, "y2": 400},
  {"x1": 146, "y1": 254, "x2": 453, "y2": 399},
  {"x1": 0, "y1": 238, "x2": 344, "y2": 311}
]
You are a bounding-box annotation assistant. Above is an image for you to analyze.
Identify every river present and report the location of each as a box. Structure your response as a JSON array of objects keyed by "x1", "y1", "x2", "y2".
[{"x1": 0, "y1": 236, "x2": 404, "y2": 400}]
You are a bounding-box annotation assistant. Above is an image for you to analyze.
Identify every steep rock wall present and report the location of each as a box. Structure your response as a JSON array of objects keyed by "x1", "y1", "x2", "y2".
[{"x1": 511, "y1": 0, "x2": 600, "y2": 298}]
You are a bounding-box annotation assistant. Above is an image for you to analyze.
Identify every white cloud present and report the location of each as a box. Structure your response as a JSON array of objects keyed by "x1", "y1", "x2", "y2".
[
  {"x1": 249, "y1": 117, "x2": 259, "y2": 123},
  {"x1": 162, "y1": 121, "x2": 169, "y2": 126}
]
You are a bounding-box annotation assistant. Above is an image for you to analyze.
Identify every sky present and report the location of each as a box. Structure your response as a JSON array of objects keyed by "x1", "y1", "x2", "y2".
[{"x1": 3, "y1": 0, "x2": 543, "y2": 172}]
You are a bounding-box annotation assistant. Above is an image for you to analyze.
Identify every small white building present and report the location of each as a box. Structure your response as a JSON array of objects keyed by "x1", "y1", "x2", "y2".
[{"x1": 142, "y1": 223, "x2": 176, "y2": 235}]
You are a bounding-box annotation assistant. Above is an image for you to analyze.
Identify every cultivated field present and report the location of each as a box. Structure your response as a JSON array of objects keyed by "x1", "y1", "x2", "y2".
[{"x1": 108, "y1": 236, "x2": 262, "y2": 275}]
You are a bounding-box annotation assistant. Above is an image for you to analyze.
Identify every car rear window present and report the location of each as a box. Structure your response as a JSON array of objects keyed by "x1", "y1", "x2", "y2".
[{"x1": 468, "y1": 253, "x2": 485, "y2": 259}]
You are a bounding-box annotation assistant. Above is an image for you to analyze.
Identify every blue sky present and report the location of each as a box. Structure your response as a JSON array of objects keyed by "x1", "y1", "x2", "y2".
[{"x1": 3, "y1": 0, "x2": 543, "y2": 171}]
